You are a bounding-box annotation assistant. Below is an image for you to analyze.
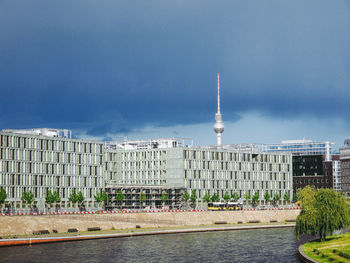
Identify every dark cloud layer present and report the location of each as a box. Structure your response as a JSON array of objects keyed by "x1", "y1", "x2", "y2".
[{"x1": 0, "y1": 0, "x2": 349, "y2": 138}]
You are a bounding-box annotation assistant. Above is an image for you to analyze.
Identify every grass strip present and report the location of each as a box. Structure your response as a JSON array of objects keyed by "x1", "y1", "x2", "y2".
[{"x1": 302, "y1": 232, "x2": 350, "y2": 263}]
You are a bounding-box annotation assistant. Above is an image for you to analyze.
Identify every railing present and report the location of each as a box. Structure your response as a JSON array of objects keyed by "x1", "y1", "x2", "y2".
[{"x1": 0, "y1": 207, "x2": 301, "y2": 216}]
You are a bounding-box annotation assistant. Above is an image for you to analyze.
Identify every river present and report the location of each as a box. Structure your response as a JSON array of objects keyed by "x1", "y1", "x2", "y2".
[{"x1": 0, "y1": 228, "x2": 302, "y2": 262}]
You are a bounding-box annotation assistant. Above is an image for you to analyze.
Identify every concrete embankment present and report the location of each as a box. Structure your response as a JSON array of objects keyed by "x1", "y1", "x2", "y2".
[
  {"x1": 0, "y1": 209, "x2": 300, "y2": 236},
  {"x1": 298, "y1": 245, "x2": 319, "y2": 263}
]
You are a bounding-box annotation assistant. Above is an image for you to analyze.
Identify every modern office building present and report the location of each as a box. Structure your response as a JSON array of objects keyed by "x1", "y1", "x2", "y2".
[
  {"x1": 340, "y1": 139, "x2": 350, "y2": 197},
  {"x1": 291, "y1": 154, "x2": 332, "y2": 191},
  {"x1": 104, "y1": 138, "x2": 293, "y2": 207},
  {"x1": 248, "y1": 139, "x2": 335, "y2": 194},
  {"x1": 0, "y1": 129, "x2": 104, "y2": 211}
]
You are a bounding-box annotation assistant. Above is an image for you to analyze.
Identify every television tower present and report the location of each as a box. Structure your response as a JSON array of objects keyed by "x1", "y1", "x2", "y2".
[{"x1": 213, "y1": 73, "x2": 224, "y2": 146}]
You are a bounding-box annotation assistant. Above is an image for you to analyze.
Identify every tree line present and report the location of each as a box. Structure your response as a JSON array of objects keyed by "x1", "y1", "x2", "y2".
[
  {"x1": 0, "y1": 188, "x2": 109, "y2": 212},
  {"x1": 0, "y1": 187, "x2": 293, "y2": 211}
]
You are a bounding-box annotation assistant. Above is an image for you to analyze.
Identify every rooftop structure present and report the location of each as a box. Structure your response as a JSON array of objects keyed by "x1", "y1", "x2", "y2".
[
  {"x1": 260, "y1": 139, "x2": 334, "y2": 161},
  {"x1": 213, "y1": 73, "x2": 224, "y2": 147},
  {"x1": 2, "y1": 128, "x2": 72, "y2": 139},
  {"x1": 105, "y1": 138, "x2": 193, "y2": 150},
  {"x1": 223, "y1": 143, "x2": 262, "y2": 152}
]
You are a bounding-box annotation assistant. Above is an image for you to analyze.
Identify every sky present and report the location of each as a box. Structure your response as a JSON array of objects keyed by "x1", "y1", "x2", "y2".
[{"x1": 0, "y1": 0, "x2": 349, "y2": 151}]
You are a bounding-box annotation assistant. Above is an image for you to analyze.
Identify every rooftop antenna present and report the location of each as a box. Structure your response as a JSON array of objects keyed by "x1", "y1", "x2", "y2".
[{"x1": 217, "y1": 73, "x2": 221, "y2": 113}]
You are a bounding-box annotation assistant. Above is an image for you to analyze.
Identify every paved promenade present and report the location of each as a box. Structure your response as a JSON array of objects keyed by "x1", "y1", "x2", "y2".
[{"x1": 0, "y1": 209, "x2": 300, "y2": 236}]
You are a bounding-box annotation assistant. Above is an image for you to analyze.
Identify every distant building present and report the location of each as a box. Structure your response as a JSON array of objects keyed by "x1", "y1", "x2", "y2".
[
  {"x1": 292, "y1": 155, "x2": 332, "y2": 191},
  {"x1": 2, "y1": 128, "x2": 72, "y2": 139},
  {"x1": 340, "y1": 140, "x2": 350, "y2": 197},
  {"x1": 0, "y1": 129, "x2": 104, "y2": 211},
  {"x1": 255, "y1": 139, "x2": 335, "y2": 194}
]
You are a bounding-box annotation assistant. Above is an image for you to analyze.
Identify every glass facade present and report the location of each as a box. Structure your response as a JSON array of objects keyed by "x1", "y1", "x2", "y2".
[{"x1": 264, "y1": 140, "x2": 333, "y2": 159}]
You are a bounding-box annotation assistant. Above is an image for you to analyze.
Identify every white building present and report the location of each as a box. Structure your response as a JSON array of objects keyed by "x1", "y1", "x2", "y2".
[
  {"x1": 332, "y1": 157, "x2": 341, "y2": 191},
  {"x1": 104, "y1": 138, "x2": 293, "y2": 206},
  {"x1": 0, "y1": 129, "x2": 104, "y2": 211}
]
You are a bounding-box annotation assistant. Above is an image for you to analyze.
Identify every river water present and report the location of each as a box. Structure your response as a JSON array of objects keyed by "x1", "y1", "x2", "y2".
[{"x1": 0, "y1": 228, "x2": 302, "y2": 263}]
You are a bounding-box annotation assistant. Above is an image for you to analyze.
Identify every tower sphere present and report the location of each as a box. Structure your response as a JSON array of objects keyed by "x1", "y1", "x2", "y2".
[{"x1": 214, "y1": 121, "x2": 224, "y2": 133}]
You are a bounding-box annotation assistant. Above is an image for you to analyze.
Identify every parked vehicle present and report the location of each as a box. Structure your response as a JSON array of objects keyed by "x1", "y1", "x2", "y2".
[{"x1": 208, "y1": 202, "x2": 243, "y2": 211}]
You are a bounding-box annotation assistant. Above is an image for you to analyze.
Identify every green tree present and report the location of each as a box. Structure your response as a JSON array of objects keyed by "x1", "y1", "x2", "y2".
[
  {"x1": 94, "y1": 190, "x2": 108, "y2": 209},
  {"x1": 190, "y1": 190, "x2": 197, "y2": 208},
  {"x1": 211, "y1": 192, "x2": 220, "y2": 202},
  {"x1": 203, "y1": 192, "x2": 211, "y2": 203},
  {"x1": 45, "y1": 190, "x2": 54, "y2": 210},
  {"x1": 252, "y1": 192, "x2": 259, "y2": 207},
  {"x1": 21, "y1": 191, "x2": 34, "y2": 210},
  {"x1": 161, "y1": 191, "x2": 168, "y2": 207},
  {"x1": 77, "y1": 191, "x2": 85, "y2": 210},
  {"x1": 101, "y1": 190, "x2": 108, "y2": 210},
  {"x1": 53, "y1": 190, "x2": 61, "y2": 204},
  {"x1": 296, "y1": 185, "x2": 316, "y2": 205},
  {"x1": 223, "y1": 191, "x2": 231, "y2": 205},
  {"x1": 115, "y1": 190, "x2": 125, "y2": 209},
  {"x1": 231, "y1": 192, "x2": 240, "y2": 202},
  {"x1": 94, "y1": 191, "x2": 103, "y2": 209},
  {"x1": 243, "y1": 193, "x2": 251, "y2": 207},
  {"x1": 283, "y1": 191, "x2": 290, "y2": 205},
  {"x1": 68, "y1": 189, "x2": 79, "y2": 210},
  {"x1": 264, "y1": 191, "x2": 271, "y2": 206},
  {"x1": 296, "y1": 187, "x2": 350, "y2": 241},
  {"x1": 0, "y1": 188, "x2": 7, "y2": 212},
  {"x1": 140, "y1": 191, "x2": 146, "y2": 208},
  {"x1": 273, "y1": 193, "x2": 281, "y2": 207},
  {"x1": 181, "y1": 191, "x2": 190, "y2": 208}
]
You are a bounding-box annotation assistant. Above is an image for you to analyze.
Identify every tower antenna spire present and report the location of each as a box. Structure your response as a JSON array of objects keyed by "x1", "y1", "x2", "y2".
[{"x1": 217, "y1": 73, "x2": 220, "y2": 113}]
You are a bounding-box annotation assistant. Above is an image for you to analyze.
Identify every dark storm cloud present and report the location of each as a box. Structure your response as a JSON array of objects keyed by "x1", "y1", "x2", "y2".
[{"x1": 0, "y1": 0, "x2": 349, "y2": 138}]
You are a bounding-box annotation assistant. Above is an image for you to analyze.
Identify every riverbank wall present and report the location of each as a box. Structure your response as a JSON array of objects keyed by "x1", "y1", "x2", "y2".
[
  {"x1": 0, "y1": 210, "x2": 300, "y2": 236},
  {"x1": 0, "y1": 224, "x2": 296, "y2": 247}
]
